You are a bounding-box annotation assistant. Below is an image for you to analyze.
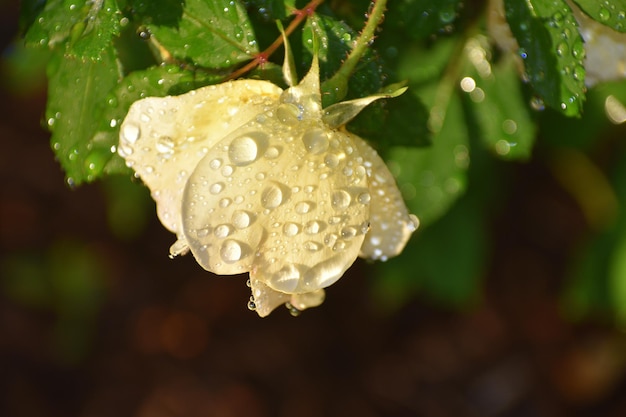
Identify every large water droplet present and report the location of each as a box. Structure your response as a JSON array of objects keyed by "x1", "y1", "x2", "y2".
[
  {"x1": 341, "y1": 226, "x2": 357, "y2": 239},
  {"x1": 302, "y1": 128, "x2": 330, "y2": 154},
  {"x1": 261, "y1": 183, "x2": 284, "y2": 209},
  {"x1": 331, "y1": 190, "x2": 351, "y2": 210},
  {"x1": 122, "y1": 122, "x2": 140, "y2": 143},
  {"x1": 229, "y1": 134, "x2": 264, "y2": 166},
  {"x1": 232, "y1": 210, "x2": 252, "y2": 229},
  {"x1": 277, "y1": 103, "x2": 302, "y2": 124},
  {"x1": 221, "y1": 239, "x2": 243, "y2": 263}
]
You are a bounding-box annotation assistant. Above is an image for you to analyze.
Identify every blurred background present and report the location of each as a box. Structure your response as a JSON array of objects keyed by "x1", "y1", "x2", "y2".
[{"x1": 4, "y1": 1, "x2": 626, "y2": 416}]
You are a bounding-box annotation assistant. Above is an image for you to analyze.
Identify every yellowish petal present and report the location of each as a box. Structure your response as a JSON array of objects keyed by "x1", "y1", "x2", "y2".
[
  {"x1": 351, "y1": 134, "x2": 419, "y2": 260},
  {"x1": 118, "y1": 80, "x2": 282, "y2": 237}
]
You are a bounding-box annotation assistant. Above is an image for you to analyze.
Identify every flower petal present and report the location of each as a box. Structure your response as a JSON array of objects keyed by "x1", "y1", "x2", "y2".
[
  {"x1": 118, "y1": 80, "x2": 282, "y2": 236},
  {"x1": 352, "y1": 134, "x2": 419, "y2": 260},
  {"x1": 182, "y1": 95, "x2": 371, "y2": 289}
]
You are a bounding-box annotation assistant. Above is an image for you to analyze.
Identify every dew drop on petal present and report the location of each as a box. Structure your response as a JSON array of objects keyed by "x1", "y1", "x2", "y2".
[
  {"x1": 232, "y1": 210, "x2": 252, "y2": 229},
  {"x1": 214, "y1": 224, "x2": 232, "y2": 238},
  {"x1": 220, "y1": 239, "x2": 242, "y2": 263},
  {"x1": 357, "y1": 192, "x2": 371, "y2": 204},
  {"x1": 295, "y1": 201, "x2": 313, "y2": 214},
  {"x1": 122, "y1": 122, "x2": 140, "y2": 143},
  {"x1": 304, "y1": 220, "x2": 322, "y2": 234},
  {"x1": 283, "y1": 222, "x2": 300, "y2": 236},
  {"x1": 229, "y1": 135, "x2": 259, "y2": 166},
  {"x1": 210, "y1": 182, "x2": 224, "y2": 194},
  {"x1": 261, "y1": 183, "x2": 284, "y2": 209},
  {"x1": 331, "y1": 190, "x2": 351, "y2": 210},
  {"x1": 302, "y1": 128, "x2": 330, "y2": 154},
  {"x1": 304, "y1": 241, "x2": 322, "y2": 252}
]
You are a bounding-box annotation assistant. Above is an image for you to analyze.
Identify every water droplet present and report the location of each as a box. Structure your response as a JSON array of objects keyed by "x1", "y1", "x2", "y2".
[
  {"x1": 530, "y1": 96, "x2": 545, "y2": 111},
  {"x1": 156, "y1": 136, "x2": 175, "y2": 154},
  {"x1": 495, "y1": 139, "x2": 511, "y2": 156},
  {"x1": 502, "y1": 119, "x2": 517, "y2": 135},
  {"x1": 221, "y1": 165, "x2": 234, "y2": 177},
  {"x1": 324, "y1": 153, "x2": 340, "y2": 168},
  {"x1": 208, "y1": 159, "x2": 222, "y2": 170},
  {"x1": 304, "y1": 220, "x2": 323, "y2": 234},
  {"x1": 341, "y1": 226, "x2": 357, "y2": 239},
  {"x1": 283, "y1": 222, "x2": 300, "y2": 236},
  {"x1": 232, "y1": 210, "x2": 252, "y2": 229},
  {"x1": 277, "y1": 103, "x2": 302, "y2": 124},
  {"x1": 220, "y1": 239, "x2": 243, "y2": 262},
  {"x1": 518, "y1": 48, "x2": 528, "y2": 59},
  {"x1": 210, "y1": 182, "x2": 224, "y2": 194},
  {"x1": 122, "y1": 122, "x2": 140, "y2": 143},
  {"x1": 229, "y1": 134, "x2": 262, "y2": 166},
  {"x1": 261, "y1": 183, "x2": 284, "y2": 209},
  {"x1": 357, "y1": 192, "x2": 371, "y2": 204},
  {"x1": 331, "y1": 190, "x2": 351, "y2": 210},
  {"x1": 304, "y1": 241, "x2": 322, "y2": 252},
  {"x1": 247, "y1": 298, "x2": 256, "y2": 310},
  {"x1": 573, "y1": 65, "x2": 585, "y2": 81},
  {"x1": 214, "y1": 224, "x2": 232, "y2": 238},
  {"x1": 556, "y1": 42, "x2": 568, "y2": 57},
  {"x1": 295, "y1": 201, "x2": 313, "y2": 214},
  {"x1": 302, "y1": 128, "x2": 330, "y2": 154},
  {"x1": 599, "y1": 7, "x2": 611, "y2": 21},
  {"x1": 324, "y1": 233, "x2": 338, "y2": 247},
  {"x1": 264, "y1": 146, "x2": 280, "y2": 159},
  {"x1": 219, "y1": 198, "x2": 232, "y2": 208}
]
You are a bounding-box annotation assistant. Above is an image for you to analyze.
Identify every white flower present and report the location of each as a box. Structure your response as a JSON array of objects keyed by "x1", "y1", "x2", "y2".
[{"x1": 118, "y1": 54, "x2": 418, "y2": 316}]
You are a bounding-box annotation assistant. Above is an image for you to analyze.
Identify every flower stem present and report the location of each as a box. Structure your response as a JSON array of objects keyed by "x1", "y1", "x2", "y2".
[
  {"x1": 225, "y1": 0, "x2": 324, "y2": 81},
  {"x1": 321, "y1": 0, "x2": 388, "y2": 105}
]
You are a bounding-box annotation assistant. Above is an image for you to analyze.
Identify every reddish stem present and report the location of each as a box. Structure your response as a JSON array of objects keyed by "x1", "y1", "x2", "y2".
[{"x1": 225, "y1": 0, "x2": 324, "y2": 81}]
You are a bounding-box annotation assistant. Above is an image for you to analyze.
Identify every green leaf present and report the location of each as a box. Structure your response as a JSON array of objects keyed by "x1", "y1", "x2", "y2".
[
  {"x1": 95, "y1": 65, "x2": 224, "y2": 179},
  {"x1": 148, "y1": 0, "x2": 258, "y2": 69},
  {"x1": 464, "y1": 54, "x2": 536, "y2": 160},
  {"x1": 303, "y1": 14, "x2": 383, "y2": 103},
  {"x1": 349, "y1": 91, "x2": 431, "y2": 149},
  {"x1": 386, "y1": 91, "x2": 468, "y2": 226},
  {"x1": 504, "y1": 0, "x2": 586, "y2": 116},
  {"x1": 245, "y1": 0, "x2": 297, "y2": 20},
  {"x1": 25, "y1": 0, "x2": 90, "y2": 48},
  {"x1": 69, "y1": 0, "x2": 122, "y2": 60},
  {"x1": 127, "y1": 0, "x2": 185, "y2": 27},
  {"x1": 25, "y1": 0, "x2": 122, "y2": 60},
  {"x1": 46, "y1": 47, "x2": 122, "y2": 185},
  {"x1": 572, "y1": 0, "x2": 626, "y2": 32},
  {"x1": 386, "y1": 0, "x2": 463, "y2": 40}
]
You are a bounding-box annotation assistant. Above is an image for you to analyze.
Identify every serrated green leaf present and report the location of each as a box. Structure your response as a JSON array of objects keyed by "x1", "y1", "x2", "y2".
[
  {"x1": 504, "y1": 0, "x2": 586, "y2": 116},
  {"x1": 25, "y1": 0, "x2": 121, "y2": 59},
  {"x1": 93, "y1": 65, "x2": 224, "y2": 179},
  {"x1": 386, "y1": 0, "x2": 463, "y2": 40},
  {"x1": 127, "y1": 0, "x2": 184, "y2": 27},
  {"x1": 25, "y1": 0, "x2": 90, "y2": 48},
  {"x1": 46, "y1": 47, "x2": 122, "y2": 185},
  {"x1": 148, "y1": 0, "x2": 258, "y2": 69},
  {"x1": 572, "y1": 0, "x2": 626, "y2": 32},
  {"x1": 386, "y1": 91, "x2": 468, "y2": 226},
  {"x1": 69, "y1": 0, "x2": 122, "y2": 59},
  {"x1": 245, "y1": 0, "x2": 297, "y2": 20},
  {"x1": 464, "y1": 55, "x2": 536, "y2": 160}
]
